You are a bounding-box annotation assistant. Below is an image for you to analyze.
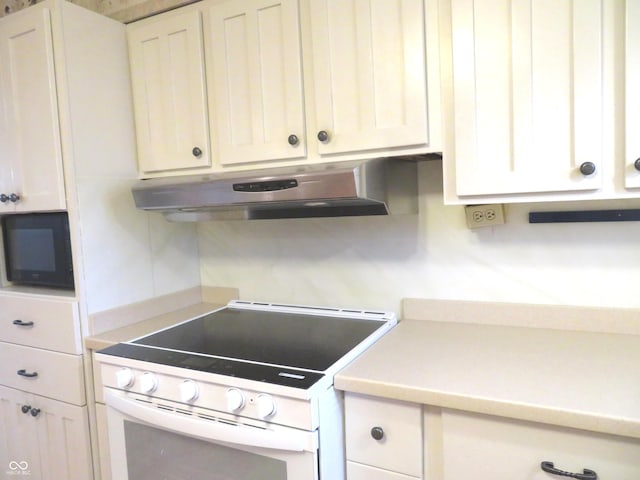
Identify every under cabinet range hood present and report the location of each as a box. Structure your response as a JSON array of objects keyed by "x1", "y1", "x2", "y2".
[{"x1": 132, "y1": 158, "x2": 418, "y2": 221}]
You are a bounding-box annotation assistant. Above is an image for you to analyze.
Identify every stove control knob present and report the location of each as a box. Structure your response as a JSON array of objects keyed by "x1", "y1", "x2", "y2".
[
  {"x1": 256, "y1": 393, "x2": 277, "y2": 419},
  {"x1": 226, "y1": 388, "x2": 245, "y2": 412},
  {"x1": 140, "y1": 372, "x2": 158, "y2": 394},
  {"x1": 116, "y1": 368, "x2": 135, "y2": 389},
  {"x1": 180, "y1": 379, "x2": 199, "y2": 403}
]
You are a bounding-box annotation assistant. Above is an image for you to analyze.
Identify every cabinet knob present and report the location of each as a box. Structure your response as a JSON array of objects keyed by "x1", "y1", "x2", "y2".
[
  {"x1": 21, "y1": 405, "x2": 31, "y2": 414},
  {"x1": 579, "y1": 162, "x2": 596, "y2": 176},
  {"x1": 317, "y1": 130, "x2": 330, "y2": 143},
  {"x1": 30, "y1": 408, "x2": 41, "y2": 418},
  {"x1": 634, "y1": 158, "x2": 640, "y2": 172},
  {"x1": 192, "y1": 147, "x2": 203, "y2": 157},
  {"x1": 287, "y1": 134, "x2": 299, "y2": 146},
  {"x1": 540, "y1": 461, "x2": 597, "y2": 480},
  {"x1": 8, "y1": 193, "x2": 20, "y2": 203},
  {"x1": 0, "y1": 194, "x2": 8, "y2": 203},
  {"x1": 370, "y1": 426, "x2": 384, "y2": 441}
]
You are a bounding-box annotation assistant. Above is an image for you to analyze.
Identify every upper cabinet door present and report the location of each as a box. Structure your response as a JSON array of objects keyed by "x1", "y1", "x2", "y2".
[
  {"x1": 625, "y1": 0, "x2": 640, "y2": 188},
  {"x1": 450, "y1": 0, "x2": 604, "y2": 197},
  {"x1": 128, "y1": 9, "x2": 211, "y2": 174},
  {"x1": 206, "y1": 0, "x2": 306, "y2": 166},
  {"x1": 0, "y1": 6, "x2": 66, "y2": 212},
  {"x1": 308, "y1": 0, "x2": 429, "y2": 155}
]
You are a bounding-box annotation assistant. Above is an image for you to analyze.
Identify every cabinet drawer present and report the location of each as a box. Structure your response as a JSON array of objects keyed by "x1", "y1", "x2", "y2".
[
  {"x1": 0, "y1": 342, "x2": 85, "y2": 405},
  {"x1": 0, "y1": 295, "x2": 80, "y2": 354},
  {"x1": 347, "y1": 462, "x2": 419, "y2": 480},
  {"x1": 345, "y1": 393, "x2": 422, "y2": 478},
  {"x1": 440, "y1": 410, "x2": 640, "y2": 480}
]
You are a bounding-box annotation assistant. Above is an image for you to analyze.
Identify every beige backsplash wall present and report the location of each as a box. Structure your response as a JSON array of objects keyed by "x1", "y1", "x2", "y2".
[{"x1": 198, "y1": 160, "x2": 640, "y2": 315}]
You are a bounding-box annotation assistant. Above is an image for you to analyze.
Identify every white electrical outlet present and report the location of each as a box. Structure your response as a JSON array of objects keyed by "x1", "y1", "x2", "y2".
[{"x1": 464, "y1": 204, "x2": 505, "y2": 229}]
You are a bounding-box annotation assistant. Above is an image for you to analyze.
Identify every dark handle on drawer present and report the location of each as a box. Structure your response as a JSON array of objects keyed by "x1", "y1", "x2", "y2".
[
  {"x1": 30, "y1": 408, "x2": 41, "y2": 417},
  {"x1": 370, "y1": 426, "x2": 384, "y2": 441},
  {"x1": 21, "y1": 405, "x2": 31, "y2": 414},
  {"x1": 541, "y1": 462, "x2": 598, "y2": 480},
  {"x1": 17, "y1": 369, "x2": 38, "y2": 378},
  {"x1": 12, "y1": 319, "x2": 34, "y2": 327}
]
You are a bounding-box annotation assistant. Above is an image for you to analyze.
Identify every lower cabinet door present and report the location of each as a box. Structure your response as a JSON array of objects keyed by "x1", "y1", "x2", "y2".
[
  {"x1": 0, "y1": 385, "x2": 93, "y2": 480},
  {"x1": 440, "y1": 409, "x2": 640, "y2": 480},
  {"x1": 347, "y1": 461, "x2": 420, "y2": 480}
]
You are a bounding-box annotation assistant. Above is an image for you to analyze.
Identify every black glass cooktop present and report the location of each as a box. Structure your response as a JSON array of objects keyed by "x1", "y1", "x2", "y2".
[
  {"x1": 99, "y1": 306, "x2": 388, "y2": 389},
  {"x1": 132, "y1": 307, "x2": 384, "y2": 372}
]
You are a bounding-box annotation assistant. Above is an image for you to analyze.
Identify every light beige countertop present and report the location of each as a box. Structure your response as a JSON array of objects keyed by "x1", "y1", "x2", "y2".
[
  {"x1": 335, "y1": 299, "x2": 640, "y2": 439},
  {"x1": 85, "y1": 302, "x2": 225, "y2": 350},
  {"x1": 84, "y1": 286, "x2": 238, "y2": 350}
]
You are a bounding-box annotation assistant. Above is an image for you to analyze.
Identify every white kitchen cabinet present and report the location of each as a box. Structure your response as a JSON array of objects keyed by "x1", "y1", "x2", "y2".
[
  {"x1": 345, "y1": 393, "x2": 423, "y2": 480},
  {"x1": 0, "y1": 5, "x2": 66, "y2": 212},
  {"x1": 442, "y1": 0, "x2": 604, "y2": 199},
  {"x1": 128, "y1": 7, "x2": 211, "y2": 174},
  {"x1": 0, "y1": 385, "x2": 93, "y2": 480},
  {"x1": 0, "y1": 294, "x2": 81, "y2": 354},
  {"x1": 625, "y1": 0, "x2": 640, "y2": 188},
  {"x1": 307, "y1": 0, "x2": 432, "y2": 157},
  {"x1": 206, "y1": 0, "x2": 306, "y2": 166},
  {"x1": 130, "y1": 0, "x2": 440, "y2": 176},
  {"x1": 0, "y1": 291, "x2": 88, "y2": 475},
  {"x1": 0, "y1": 342, "x2": 85, "y2": 405},
  {"x1": 435, "y1": 409, "x2": 640, "y2": 480}
]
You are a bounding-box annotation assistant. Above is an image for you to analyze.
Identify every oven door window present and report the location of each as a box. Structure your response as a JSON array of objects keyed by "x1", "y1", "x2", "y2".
[
  {"x1": 126, "y1": 421, "x2": 288, "y2": 479},
  {"x1": 107, "y1": 406, "x2": 319, "y2": 480}
]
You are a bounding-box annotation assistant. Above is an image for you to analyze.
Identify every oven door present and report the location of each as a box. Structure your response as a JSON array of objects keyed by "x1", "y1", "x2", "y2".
[{"x1": 104, "y1": 389, "x2": 319, "y2": 480}]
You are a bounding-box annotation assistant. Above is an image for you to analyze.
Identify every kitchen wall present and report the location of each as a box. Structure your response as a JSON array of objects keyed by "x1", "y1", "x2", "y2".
[{"x1": 198, "y1": 160, "x2": 640, "y2": 315}]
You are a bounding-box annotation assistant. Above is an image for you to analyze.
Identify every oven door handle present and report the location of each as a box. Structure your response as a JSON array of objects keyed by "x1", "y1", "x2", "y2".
[{"x1": 104, "y1": 389, "x2": 317, "y2": 453}]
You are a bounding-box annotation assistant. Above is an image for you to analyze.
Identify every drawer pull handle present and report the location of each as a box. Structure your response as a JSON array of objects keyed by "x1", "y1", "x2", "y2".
[
  {"x1": 541, "y1": 461, "x2": 597, "y2": 480},
  {"x1": 17, "y1": 369, "x2": 38, "y2": 378},
  {"x1": 12, "y1": 319, "x2": 34, "y2": 327},
  {"x1": 370, "y1": 426, "x2": 384, "y2": 441},
  {"x1": 30, "y1": 408, "x2": 41, "y2": 417},
  {"x1": 21, "y1": 405, "x2": 31, "y2": 414}
]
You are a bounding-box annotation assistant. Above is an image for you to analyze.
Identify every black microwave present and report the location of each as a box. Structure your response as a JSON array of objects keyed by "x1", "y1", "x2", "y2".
[{"x1": 1, "y1": 212, "x2": 75, "y2": 290}]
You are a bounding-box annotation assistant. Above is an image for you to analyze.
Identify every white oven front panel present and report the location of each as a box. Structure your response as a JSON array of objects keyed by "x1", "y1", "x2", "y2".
[{"x1": 105, "y1": 389, "x2": 319, "y2": 480}]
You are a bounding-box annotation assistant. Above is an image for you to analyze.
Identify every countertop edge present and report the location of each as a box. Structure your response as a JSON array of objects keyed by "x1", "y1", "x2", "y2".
[{"x1": 334, "y1": 376, "x2": 640, "y2": 440}]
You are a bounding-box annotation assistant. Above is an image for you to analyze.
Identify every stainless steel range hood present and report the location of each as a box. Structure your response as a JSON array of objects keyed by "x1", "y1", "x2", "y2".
[{"x1": 132, "y1": 158, "x2": 418, "y2": 221}]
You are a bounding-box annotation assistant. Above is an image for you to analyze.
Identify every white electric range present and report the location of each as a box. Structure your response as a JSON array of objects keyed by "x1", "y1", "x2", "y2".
[{"x1": 95, "y1": 300, "x2": 396, "y2": 480}]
